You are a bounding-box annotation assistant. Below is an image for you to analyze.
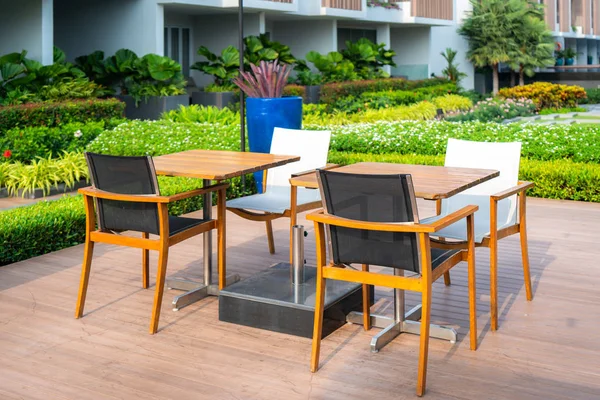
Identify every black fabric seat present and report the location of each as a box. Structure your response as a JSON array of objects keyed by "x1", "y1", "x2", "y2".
[
  {"x1": 431, "y1": 248, "x2": 461, "y2": 270},
  {"x1": 168, "y1": 216, "x2": 211, "y2": 236}
]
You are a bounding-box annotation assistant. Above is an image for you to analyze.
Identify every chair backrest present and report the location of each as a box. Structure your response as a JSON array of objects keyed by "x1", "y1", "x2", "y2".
[
  {"x1": 444, "y1": 138, "x2": 521, "y2": 225},
  {"x1": 85, "y1": 152, "x2": 162, "y2": 235},
  {"x1": 317, "y1": 169, "x2": 422, "y2": 273},
  {"x1": 267, "y1": 128, "x2": 331, "y2": 188}
]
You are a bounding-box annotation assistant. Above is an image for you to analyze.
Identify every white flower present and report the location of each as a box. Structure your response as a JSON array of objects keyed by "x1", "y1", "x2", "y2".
[{"x1": 74, "y1": 130, "x2": 83, "y2": 138}]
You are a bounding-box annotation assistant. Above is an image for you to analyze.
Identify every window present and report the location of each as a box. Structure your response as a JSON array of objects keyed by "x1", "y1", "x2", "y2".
[{"x1": 164, "y1": 26, "x2": 191, "y2": 77}]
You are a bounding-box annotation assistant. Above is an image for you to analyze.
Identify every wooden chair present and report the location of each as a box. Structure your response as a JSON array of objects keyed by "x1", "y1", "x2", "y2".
[
  {"x1": 424, "y1": 138, "x2": 534, "y2": 331},
  {"x1": 227, "y1": 127, "x2": 331, "y2": 257},
  {"x1": 307, "y1": 170, "x2": 478, "y2": 397},
  {"x1": 75, "y1": 153, "x2": 229, "y2": 334}
]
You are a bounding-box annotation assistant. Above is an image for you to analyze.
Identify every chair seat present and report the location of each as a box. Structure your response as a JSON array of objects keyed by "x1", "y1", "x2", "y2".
[
  {"x1": 168, "y1": 216, "x2": 211, "y2": 236},
  {"x1": 430, "y1": 248, "x2": 462, "y2": 270},
  {"x1": 226, "y1": 186, "x2": 321, "y2": 214}
]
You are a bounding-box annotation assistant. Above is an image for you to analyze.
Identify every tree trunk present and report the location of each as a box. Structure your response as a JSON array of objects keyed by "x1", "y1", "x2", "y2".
[
  {"x1": 492, "y1": 64, "x2": 499, "y2": 95},
  {"x1": 519, "y1": 65, "x2": 525, "y2": 86},
  {"x1": 510, "y1": 70, "x2": 516, "y2": 87}
]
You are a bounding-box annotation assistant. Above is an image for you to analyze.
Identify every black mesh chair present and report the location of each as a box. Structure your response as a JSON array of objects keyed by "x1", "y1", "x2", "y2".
[
  {"x1": 307, "y1": 170, "x2": 479, "y2": 397},
  {"x1": 75, "y1": 153, "x2": 229, "y2": 334}
]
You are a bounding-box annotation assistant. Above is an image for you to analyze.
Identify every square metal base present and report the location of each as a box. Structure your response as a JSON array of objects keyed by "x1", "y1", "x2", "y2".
[{"x1": 218, "y1": 263, "x2": 369, "y2": 338}]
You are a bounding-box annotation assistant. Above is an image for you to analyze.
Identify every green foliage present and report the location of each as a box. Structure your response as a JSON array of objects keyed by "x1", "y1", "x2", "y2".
[
  {"x1": 498, "y1": 82, "x2": 587, "y2": 109},
  {"x1": 282, "y1": 84, "x2": 306, "y2": 99},
  {"x1": 36, "y1": 78, "x2": 107, "y2": 102},
  {"x1": 445, "y1": 97, "x2": 536, "y2": 122},
  {"x1": 339, "y1": 38, "x2": 396, "y2": 79},
  {"x1": 327, "y1": 151, "x2": 600, "y2": 203},
  {"x1": 191, "y1": 45, "x2": 240, "y2": 89},
  {"x1": 303, "y1": 101, "x2": 438, "y2": 125},
  {"x1": 293, "y1": 69, "x2": 323, "y2": 86},
  {"x1": 440, "y1": 48, "x2": 467, "y2": 86},
  {"x1": 2, "y1": 152, "x2": 88, "y2": 197},
  {"x1": 0, "y1": 121, "x2": 110, "y2": 162},
  {"x1": 581, "y1": 88, "x2": 600, "y2": 104},
  {"x1": 0, "y1": 98, "x2": 124, "y2": 133},
  {"x1": 538, "y1": 107, "x2": 587, "y2": 115},
  {"x1": 433, "y1": 94, "x2": 473, "y2": 112},
  {"x1": 319, "y1": 77, "x2": 455, "y2": 105},
  {"x1": 244, "y1": 34, "x2": 297, "y2": 67},
  {"x1": 306, "y1": 51, "x2": 358, "y2": 83},
  {"x1": 123, "y1": 53, "x2": 187, "y2": 104},
  {"x1": 161, "y1": 104, "x2": 240, "y2": 125}
]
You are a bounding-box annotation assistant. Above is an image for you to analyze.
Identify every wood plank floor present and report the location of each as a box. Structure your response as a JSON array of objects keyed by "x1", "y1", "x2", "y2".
[{"x1": 0, "y1": 197, "x2": 599, "y2": 399}]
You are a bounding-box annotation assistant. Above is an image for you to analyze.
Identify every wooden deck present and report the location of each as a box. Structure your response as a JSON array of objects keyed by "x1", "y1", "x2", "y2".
[{"x1": 0, "y1": 197, "x2": 599, "y2": 399}]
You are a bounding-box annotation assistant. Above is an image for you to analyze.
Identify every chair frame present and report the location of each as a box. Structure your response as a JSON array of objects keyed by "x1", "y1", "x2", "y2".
[
  {"x1": 436, "y1": 180, "x2": 534, "y2": 331},
  {"x1": 227, "y1": 164, "x2": 338, "y2": 261},
  {"x1": 307, "y1": 204, "x2": 479, "y2": 397},
  {"x1": 75, "y1": 183, "x2": 229, "y2": 334}
]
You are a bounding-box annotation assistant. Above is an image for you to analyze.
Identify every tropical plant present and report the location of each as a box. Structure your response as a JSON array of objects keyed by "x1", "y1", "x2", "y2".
[
  {"x1": 508, "y1": 0, "x2": 555, "y2": 86},
  {"x1": 233, "y1": 60, "x2": 292, "y2": 98},
  {"x1": 161, "y1": 104, "x2": 239, "y2": 125},
  {"x1": 243, "y1": 34, "x2": 297, "y2": 67},
  {"x1": 74, "y1": 50, "x2": 112, "y2": 87},
  {"x1": 339, "y1": 38, "x2": 396, "y2": 79},
  {"x1": 440, "y1": 48, "x2": 467, "y2": 86},
  {"x1": 459, "y1": 0, "x2": 524, "y2": 94},
  {"x1": 294, "y1": 69, "x2": 323, "y2": 86},
  {"x1": 563, "y1": 48, "x2": 577, "y2": 60},
  {"x1": 191, "y1": 45, "x2": 240, "y2": 91},
  {"x1": 306, "y1": 51, "x2": 358, "y2": 83}
]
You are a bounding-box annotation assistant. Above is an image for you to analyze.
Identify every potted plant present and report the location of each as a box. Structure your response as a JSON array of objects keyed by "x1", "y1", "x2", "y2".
[
  {"x1": 107, "y1": 50, "x2": 187, "y2": 120},
  {"x1": 191, "y1": 45, "x2": 239, "y2": 109},
  {"x1": 564, "y1": 48, "x2": 577, "y2": 66},
  {"x1": 573, "y1": 25, "x2": 583, "y2": 35},
  {"x1": 555, "y1": 49, "x2": 565, "y2": 66},
  {"x1": 293, "y1": 60, "x2": 322, "y2": 104},
  {"x1": 233, "y1": 60, "x2": 302, "y2": 192}
]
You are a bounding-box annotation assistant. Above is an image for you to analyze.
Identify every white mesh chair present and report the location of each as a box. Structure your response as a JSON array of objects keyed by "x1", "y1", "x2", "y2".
[
  {"x1": 423, "y1": 138, "x2": 534, "y2": 331},
  {"x1": 227, "y1": 127, "x2": 332, "y2": 255}
]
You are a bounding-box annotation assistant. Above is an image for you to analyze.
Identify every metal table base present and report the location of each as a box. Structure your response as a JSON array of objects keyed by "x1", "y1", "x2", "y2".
[
  {"x1": 346, "y1": 270, "x2": 457, "y2": 353},
  {"x1": 166, "y1": 179, "x2": 240, "y2": 311}
]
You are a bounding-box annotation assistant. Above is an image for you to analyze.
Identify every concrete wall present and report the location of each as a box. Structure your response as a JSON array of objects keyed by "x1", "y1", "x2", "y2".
[
  {"x1": 429, "y1": 26, "x2": 474, "y2": 89},
  {"x1": 390, "y1": 26, "x2": 430, "y2": 80},
  {"x1": 54, "y1": 0, "x2": 163, "y2": 61},
  {"x1": 0, "y1": 0, "x2": 53, "y2": 64},
  {"x1": 272, "y1": 19, "x2": 337, "y2": 60}
]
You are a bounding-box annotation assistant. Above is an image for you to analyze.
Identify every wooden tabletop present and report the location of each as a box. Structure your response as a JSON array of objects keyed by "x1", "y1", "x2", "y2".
[
  {"x1": 290, "y1": 162, "x2": 499, "y2": 200},
  {"x1": 153, "y1": 149, "x2": 300, "y2": 180}
]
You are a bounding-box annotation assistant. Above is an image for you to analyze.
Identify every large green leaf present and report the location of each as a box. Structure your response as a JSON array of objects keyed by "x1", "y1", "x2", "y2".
[
  {"x1": 245, "y1": 36, "x2": 264, "y2": 54},
  {"x1": 0, "y1": 51, "x2": 27, "y2": 67},
  {"x1": 221, "y1": 46, "x2": 240, "y2": 67},
  {"x1": 197, "y1": 46, "x2": 218, "y2": 62},
  {"x1": 53, "y1": 46, "x2": 66, "y2": 64},
  {"x1": 0, "y1": 63, "x2": 26, "y2": 82}
]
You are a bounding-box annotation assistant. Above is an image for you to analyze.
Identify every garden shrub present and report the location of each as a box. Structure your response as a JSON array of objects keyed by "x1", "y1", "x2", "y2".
[
  {"x1": 0, "y1": 98, "x2": 125, "y2": 133},
  {"x1": 498, "y1": 82, "x2": 587, "y2": 110},
  {"x1": 1, "y1": 121, "x2": 112, "y2": 163},
  {"x1": 538, "y1": 107, "x2": 587, "y2": 115},
  {"x1": 445, "y1": 98, "x2": 536, "y2": 122},
  {"x1": 319, "y1": 77, "x2": 454, "y2": 105},
  {"x1": 283, "y1": 84, "x2": 306, "y2": 100},
  {"x1": 302, "y1": 101, "x2": 438, "y2": 125},
  {"x1": 162, "y1": 104, "x2": 240, "y2": 125},
  {"x1": 581, "y1": 88, "x2": 600, "y2": 104},
  {"x1": 433, "y1": 94, "x2": 473, "y2": 113}
]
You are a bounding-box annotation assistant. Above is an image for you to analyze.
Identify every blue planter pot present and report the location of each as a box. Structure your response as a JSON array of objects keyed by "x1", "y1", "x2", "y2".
[
  {"x1": 555, "y1": 58, "x2": 565, "y2": 66},
  {"x1": 246, "y1": 96, "x2": 303, "y2": 192},
  {"x1": 565, "y1": 58, "x2": 575, "y2": 66}
]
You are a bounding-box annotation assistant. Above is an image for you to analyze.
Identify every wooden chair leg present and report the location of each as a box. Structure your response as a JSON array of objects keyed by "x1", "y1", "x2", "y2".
[
  {"x1": 362, "y1": 264, "x2": 371, "y2": 331},
  {"x1": 310, "y1": 266, "x2": 326, "y2": 373},
  {"x1": 519, "y1": 199, "x2": 533, "y2": 301},
  {"x1": 467, "y1": 214, "x2": 478, "y2": 351},
  {"x1": 75, "y1": 239, "x2": 94, "y2": 319},
  {"x1": 490, "y1": 236, "x2": 499, "y2": 331},
  {"x1": 416, "y1": 284, "x2": 432, "y2": 397},
  {"x1": 142, "y1": 232, "x2": 149, "y2": 289},
  {"x1": 443, "y1": 272, "x2": 451, "y2": 286},
  {"x1": 218, "y1": 190, "x2": 227, "y2": 290},
  {"x1": 149, "y1": 248, "x2": 169, "y2": 335},
  {"x1": 266, "y1": 220, "x2": 275, "y2": 254}
]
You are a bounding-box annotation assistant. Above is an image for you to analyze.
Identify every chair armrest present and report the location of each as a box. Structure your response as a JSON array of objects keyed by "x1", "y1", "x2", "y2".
[
  {"x1": 79, "y1": 183, "x2": 229, "y2": 204},
  {"x1": 427, "y1": 205, "x2": 479, "y2": 232},
  {"x1": 307, "y1": 205, "x2": 478, "y2": 234},
  {"x1": 162, "y1": 183, "x2": 229, "y2": 202},
  {"x1": 491, "y1": 181, "x2": 534, "y2": 201},
  {"x1": 291, "y1": 164, "x2": 340, "y2": 178}
]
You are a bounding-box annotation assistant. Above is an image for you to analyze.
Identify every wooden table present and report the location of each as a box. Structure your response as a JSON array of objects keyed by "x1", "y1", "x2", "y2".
[
  {"x1": 153, "y1": 149, "x2": 300, "y2": 310},
  {"x1": 290, "y1": 162, "x2": 499, "y2": 351}
]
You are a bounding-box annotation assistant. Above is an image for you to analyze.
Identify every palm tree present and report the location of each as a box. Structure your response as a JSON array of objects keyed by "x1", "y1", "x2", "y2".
[
  {"x1": 509, "y1": 0, "x2": 555, "y2": 86},
  {"x1": 440, "y1": 48, "x2": 468, "y2": 86},
  {"x1": 459, "y1": 0, "x2": 523, "y2": 94}
]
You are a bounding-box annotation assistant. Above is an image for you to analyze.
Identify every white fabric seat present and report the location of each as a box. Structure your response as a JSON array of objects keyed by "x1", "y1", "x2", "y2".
[
  {"x1": 426, "y1": 139, "x2": 521, "y2": 242},
  {"x1": 226, "y1": 185, "x2": 321, "y2": 214}
]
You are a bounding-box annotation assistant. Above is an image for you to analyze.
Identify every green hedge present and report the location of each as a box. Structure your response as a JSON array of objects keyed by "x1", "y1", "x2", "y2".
[
  {"x1": 0, "y1": 98, "x2": 125, "y2": 133},
  {"x1": 0, "y1": 174, "x2": 255, "y2": 266},
  {"x1": 319, "y1": 77, "x2": 454, "y2": 105},
  {"x1": 328, "y1": 152, "x2": 600, "y2": 202}
]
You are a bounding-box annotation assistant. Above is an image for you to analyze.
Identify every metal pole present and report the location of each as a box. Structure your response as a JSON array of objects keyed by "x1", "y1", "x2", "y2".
[
  {"x1": 291, "y1": 225, "x2": 305, "y2": 285},
  {"x1": 238, "y1": 0, "x2": 246, "y2": 192}
]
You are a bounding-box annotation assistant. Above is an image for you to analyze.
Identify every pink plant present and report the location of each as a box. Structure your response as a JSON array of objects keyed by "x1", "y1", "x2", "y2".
[{"x1": 232, "y1": 60, "x2": 292, "y2": 98}]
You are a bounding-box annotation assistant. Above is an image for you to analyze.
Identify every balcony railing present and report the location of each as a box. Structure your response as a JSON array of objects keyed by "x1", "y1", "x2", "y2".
[
  {"x1": 410, "y1": 0, "x2": 453, "y2": 20},
  {"x1": 322, "y1": 0, "x2": 362, "y2": 11}
]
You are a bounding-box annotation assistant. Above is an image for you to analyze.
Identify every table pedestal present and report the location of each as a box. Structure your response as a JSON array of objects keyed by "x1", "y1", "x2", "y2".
[{"x1": 167, "y1": 179, "x2": 240, "y2": 311}]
